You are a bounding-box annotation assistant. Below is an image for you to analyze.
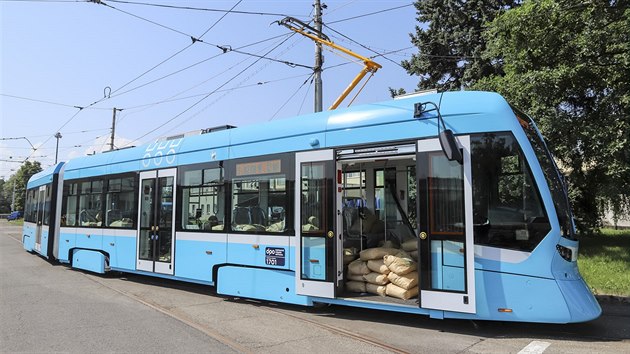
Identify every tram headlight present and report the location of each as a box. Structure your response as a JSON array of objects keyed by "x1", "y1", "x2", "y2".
[{"x1": 556, "y1": 244, "x2": 573, "y2": 262}]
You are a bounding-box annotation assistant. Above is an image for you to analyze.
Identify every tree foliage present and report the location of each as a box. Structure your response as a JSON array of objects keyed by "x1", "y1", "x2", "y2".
[
  {"x1": 404, "y1": 0, "x2": 630, "y2": 231},
  {"x1": 474, "y1": 0, "x2": 630, "y2": 230},
  {"x1": 402, "y1": 0, "x2": 519, "y2": 91},
  {"x1": 0, "y1": 179, "x2": 10, "y2": 214},
  {"x1": 2, "y1": 161, "x2": 42, "y2": 211}
]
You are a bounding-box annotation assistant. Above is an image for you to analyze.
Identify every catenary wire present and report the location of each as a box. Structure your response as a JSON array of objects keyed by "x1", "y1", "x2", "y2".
[
  {"x1": 0, "y1": 93, "x2": 111, "y2": 110},
  {"x1": 269, "y1": 72, "x2": 315, "y2": 121},
  {"x1": 327, "y1": 3, "x2": 413, "y2": 24},
  {"x1": 105, "y1": 0, "x2": 307, "y2": 18},
  {"x1": 124, "y1": 33, "x2": 298, "y2": 145},
  {"x1": 105, "y1": 0, "x2": 242, "y2": 96},
  {"x1": 116, "y1": 36, "x2": 296, "y2": 122},
  {"x1": 323, "y1": 24, "x2": 404, "y2": 68}
]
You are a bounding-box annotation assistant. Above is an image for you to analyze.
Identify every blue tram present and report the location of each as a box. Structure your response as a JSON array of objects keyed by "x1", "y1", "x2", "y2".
[{"x1": 22, "y1": 91, "x2": 601, "y2": 323}]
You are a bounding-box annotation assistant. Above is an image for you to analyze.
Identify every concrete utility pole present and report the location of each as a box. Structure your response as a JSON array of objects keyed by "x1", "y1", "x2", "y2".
[
  {"x1": 11, "y1": 181, "x2": 15, "y2": 212},
  {"x1": 110, "y1": 108, "x2": 121, "y2": 151},
  {"x1": 54, "y1": 132, "x2": 62, "y2": 164},
  {"x1": 313, "y1": 0, "x2": 324, "y2": 112}
]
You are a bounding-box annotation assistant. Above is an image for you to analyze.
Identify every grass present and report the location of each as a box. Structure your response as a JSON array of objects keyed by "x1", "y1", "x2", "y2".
[
  {"x1": 578, "y1": 228, "x2": 630, "y2": 297},
  {"x1": 4, "y1": 218, "x2": 24, "y2": 227}
]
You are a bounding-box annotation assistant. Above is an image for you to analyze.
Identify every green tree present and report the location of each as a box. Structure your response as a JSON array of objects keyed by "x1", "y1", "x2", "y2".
[
  {"x1": 473, "y1": 0, "x2": 630, "y2": 231},
  {"x1": 0, "y1": 178, "x2": 10, "y2": 213},
  {"x1": 402, "y1": 0, "x2": 519, "y2": 91},
  {"x1": 3, "y1": 161, "x2": 42, "y2": 211}
]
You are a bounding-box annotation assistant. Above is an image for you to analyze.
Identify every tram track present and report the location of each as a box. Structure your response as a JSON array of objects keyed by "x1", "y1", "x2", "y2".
[
  {"x1": 75, "y1": 262, "x2": 412, "y2": 353},
  {"x1": 7, "y1": 230, "x2": 407, "y2": 353},
  {"x1": 259, "y1": 305, "x2": 412, "y2": 354},
  {"x1": 88, "y1": 273, "x2": 412, "y2": 353}
]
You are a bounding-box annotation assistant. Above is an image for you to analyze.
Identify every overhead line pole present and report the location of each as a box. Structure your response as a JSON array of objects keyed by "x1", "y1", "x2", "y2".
[
  {"x1": 54, "y1": 132, "x2": 62, "y2": 164},
  {"x1": 313, "y1": 0, "x2": 323, "y2": 113},
  {"x1": 110, "y1": 108, "x2": 122, "y2": 151}
]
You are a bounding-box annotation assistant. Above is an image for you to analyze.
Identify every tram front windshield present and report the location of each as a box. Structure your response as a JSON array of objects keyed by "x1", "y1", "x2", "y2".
[{"x1": 514, "y1": 108, "x2": 576, "y2": 240}]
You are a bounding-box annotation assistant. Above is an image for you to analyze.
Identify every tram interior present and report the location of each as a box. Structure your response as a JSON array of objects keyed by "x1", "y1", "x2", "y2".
[{"x1": 339, "y1": 157, "x2": 420, "y2": 305}]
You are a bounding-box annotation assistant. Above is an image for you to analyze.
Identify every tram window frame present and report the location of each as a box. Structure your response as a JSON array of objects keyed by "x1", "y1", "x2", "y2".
[
  {"x1": 25, "y1": 188, "x2": 35, "y2": 223},
  {"x1": 470, "y1": 132, "x2": 551, "y2": 252},
  {"x1": 43, "y1": 183, "x2": 52, "y2": 226},
  {"x1": 77, "y1": 179, "x2": 104, "y2": 228},
  {"x1": 177, "y1": 163, "x2": 226, "y2": 233},
  {"x1": 104, "y1": 173, "x2": 138, "y2": 229},
  {"x1": 226, "y1": 154, "x2": 294, "y2": 235},
  {"x1": 61, "y1": 181, "x2": 79, "y2": 227}
]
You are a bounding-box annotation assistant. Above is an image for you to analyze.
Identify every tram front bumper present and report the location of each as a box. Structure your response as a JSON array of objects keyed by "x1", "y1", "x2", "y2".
[{"x1": 556, "y1": 276, "x2": 602, "y2": 323}]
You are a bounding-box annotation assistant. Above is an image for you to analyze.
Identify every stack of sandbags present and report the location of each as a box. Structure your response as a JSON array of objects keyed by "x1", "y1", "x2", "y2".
[
  {"x1": 346, "y1": 258, "x2": 370, "y2": 293},
  {"x1": 346, "y1": 247, "x2": 399, "y2": 294},
  {"x1": 383, "y1": 252, "x2": 419, "y2": 300},
  {"x1": 401, "y1": 239, "x2": 418, "y2": 261},
  {"x1": 359, "y1": 247, "x2": 400, "y2": 296}
]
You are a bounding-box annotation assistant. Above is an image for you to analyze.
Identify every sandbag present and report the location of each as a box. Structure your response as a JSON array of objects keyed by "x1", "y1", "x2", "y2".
[
  {"x1": 385, "y1": 283, "x2": 419, "y2": 300},
  {"x1": 363, "y1": 272, "x2": 389, "y2": 285},
  {"x1": 383, "y1": 254, "x2": 417, "y2": 275},
  {"x1": 401, "y1": 239, "x2": 418, "y2": 252},
  {"x1": 359, "y1": 247, "x2": 399, "y2": 261},
  {"x1": 348, "y1": 259, "x2": 370, "y2": 275},
  {"x1": 366, "y1": 283, "x2": 387, "y2": 296},
  {"x1": 346, "y1": 281, "x2": 366, "y2": 293},
  {"x1": 344, "y1": 254, "x2": 357, "y2": 265},
  {"x1": 410, "y1": 250, "x2": 418, "y2": 261},
  {"x1": 367, "y1": 259, "x2": 390, "y2": 274},
  {"x1": 387, "y1": 271, "x2": 418, "y2": 290},
  {"x1": 344, "y1": 248, "x2": 358, "y2": 264},
  {"x1": 346, "y1": 273, "x2": 365, "y2": 282},
  {"x1": 378, "y1": 240, "x2": 399, "y2": 249}
]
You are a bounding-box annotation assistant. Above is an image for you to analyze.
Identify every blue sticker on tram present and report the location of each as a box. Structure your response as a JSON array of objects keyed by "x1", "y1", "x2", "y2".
[{"x1": 265, "y1": 247, "x2": 285, "y2": 266}]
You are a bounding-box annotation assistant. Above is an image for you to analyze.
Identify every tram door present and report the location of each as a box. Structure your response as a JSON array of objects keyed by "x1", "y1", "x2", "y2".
[
  {"x1": 137, "y1": 169, "x2": 176, "y2": 275},
  {"x1": 295, "y1": 150, "x2": 338, "y2": 298},
  {"x1": 417, "y1": 137, "x2": 476, "y2": 314},
  {"x1": 34, "y1": 185, "x2": 46, "y2": 252}
]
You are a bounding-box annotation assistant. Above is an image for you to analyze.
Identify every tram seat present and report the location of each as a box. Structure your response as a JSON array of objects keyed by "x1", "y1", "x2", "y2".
[
  {"x1": 249, "y1": 207, "x2": 266, "y2": 225},
  {"x1": 232, "y1": 206, "x2": 267, "y2": 226},
  {"x1": 233, "y1": 207, "x2": 251, "y2": 225},
  {"x1": 106, "y1": 209, "x2": 122, "y2": 226},
  {"x1": 343, "y1": 207, "x2": 386, "y2": 248}
]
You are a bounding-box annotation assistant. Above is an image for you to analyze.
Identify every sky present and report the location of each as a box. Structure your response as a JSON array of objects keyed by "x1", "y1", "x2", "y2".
[{"x1": 0, "y1": 0, "x2": 420, "y2": 179}]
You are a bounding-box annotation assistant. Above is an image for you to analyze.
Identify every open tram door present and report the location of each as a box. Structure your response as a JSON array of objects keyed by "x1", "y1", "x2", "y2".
[
  {"x1": 295, "y1": 150, "x2": 339, "y2": 298},
  {"x1": 34, "y1": 185, "x2": 47, "y2": 252},
  {"x1": 137, "y1": 168, "x2": 176, "y2": 275},
  {"x1": 417, "y1": 136, "x2": 476, "y2": 314}
]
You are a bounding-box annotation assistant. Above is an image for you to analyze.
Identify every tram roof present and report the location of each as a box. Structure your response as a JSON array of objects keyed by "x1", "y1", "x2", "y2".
[
  {"x1": 54, "y1": 90, "x2": 513, "y2": 179},
  {"x1": 27, "y1": 162, "x2": 65, "y2": 189}
]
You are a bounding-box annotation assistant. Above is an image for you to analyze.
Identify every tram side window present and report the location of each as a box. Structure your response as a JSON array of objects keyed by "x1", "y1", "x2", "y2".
[
  {"x1": 43, "y1": 184, "x2": 52, "y2": 226},
  {"x1": 105, "y1": 176, "x2": 136, "y2": 228},
  {"x1": 24, "y1": 189, "x2": 34, "y2": 223},
  {"x1": 471, "y1": 132, "x2": 551, "y2": 251},
  {"x1": 181, "y1": 167, "x2": 225, "y2": 232},
  {"x1": 231, "y1": 158, "x2": 291, "y2": 234},
  {"x1": 62, "y1": 182, "x2": 78, "y2": 227},
  {"x1": 301, "y1": 162, "x2": 330, "y2": 234},
  {"x1": 78, "y1": 180, "x2": 103, "y2": 227}
]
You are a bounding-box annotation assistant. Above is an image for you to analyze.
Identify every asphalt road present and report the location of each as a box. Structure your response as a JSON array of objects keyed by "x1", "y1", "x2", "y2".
[{"x1": 1, "y1": 221, "x2": 629, "y2": 353}]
